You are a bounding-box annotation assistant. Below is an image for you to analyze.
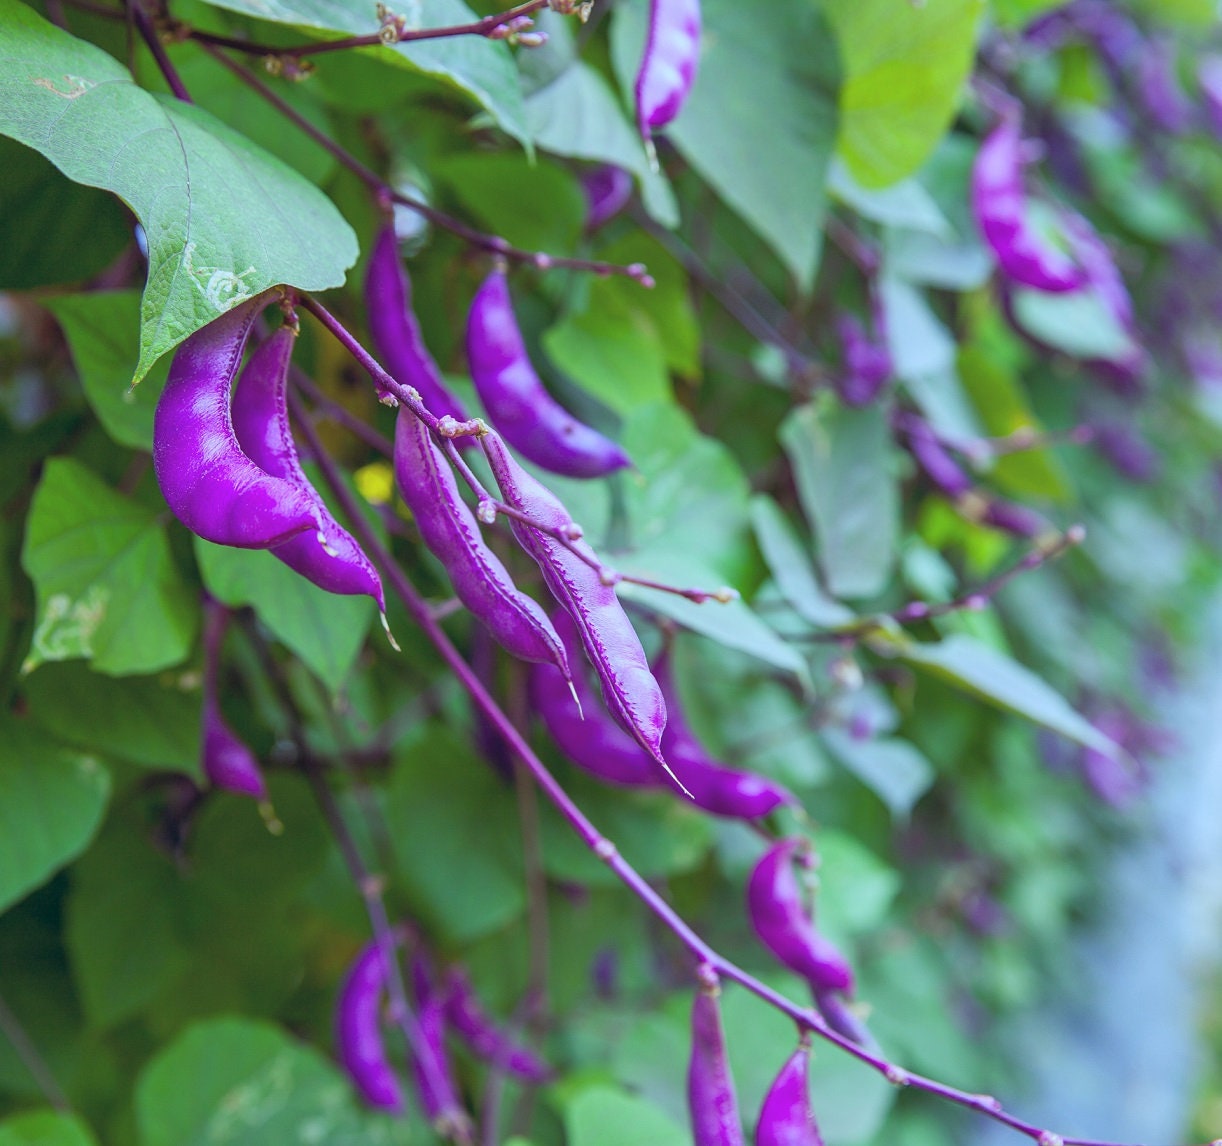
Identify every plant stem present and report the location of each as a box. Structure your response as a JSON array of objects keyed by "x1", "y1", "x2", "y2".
[
  {"x1": 194, "y1": 42, "x2": 651, "y2": 283},
  {"x1": 288, "y1": 379, "x2": 1161, "y2": 1146},
  {"x1": 129, "y1": 0, "x2": 191, "y2": 101},
  {"x1": 0, "y1": 991, "x2": 71, "y2": 1113},
  {"x1": 289, "y1": 364, "x2": 395, "y2": 457}
]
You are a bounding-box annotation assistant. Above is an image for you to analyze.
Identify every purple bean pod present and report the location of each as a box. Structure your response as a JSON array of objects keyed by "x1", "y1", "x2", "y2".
[
  {"x1": 834, "y1": 311, "x2": 892, "y2": 409},
  {"x1": 201, "y1": 698, "x2": 267, "y2": 799},
  {"x1": 1090, "y1": 421, "x2": 1159, "y2": 482},
  {"x1": 688, "y1": 967, "x2": 744, "y2": 1146},
  {"x1": 756, "y1": 1043, "x2": 821, "y2": 1146},
  {"x1": 1137, "y1": 39, "x2": 1192, "y2": 135},
  {"x1": 747, "y1": 839, "x2": 855, "y2": 996},
  {"x1": 971, "y1": 107, "x2": 1087, "y2": 293},
  {"x1": 481, "y1": 430, "x2": 678, "y2": 790},
  {"x1": 365, "y1": 222, "x2": 469, "y2": 423},
  {"x1": 335, "y1": 940, "x2": 406, "y2": 1113},
  {"x1": 153, "y1": 295, "x2": 323, "y2": 548},
  {"x1": 812, "y1": 988, "x2": 880, "y2": 1054},
  {"x1": 410, "y1": 991, "x2": 468, "y2": 1133},
  {"x1": 467, "y1": 268, "x2": 632, "y2": 480},
  {"x1": 442, "y1": 968, "x2": 554, "y2": 1084},
  {"x1": 393, "y1": 408, "x2": 570, "y2": 674},
  {"x1": 635, "y1": 0, "x2": 702, "y2": 141},
  {"x1": 230, "y1": 324, "x2": 386, "y2": 612},
  {"x1": 582, "y1": 165, "x2": 635, "y2": 232},
  {"x1": 902, "y1": 419, "x2": 973, "y2": 499},
  {"x1": 977, "y1": 498, "x2": 1044, "y2": 538}
]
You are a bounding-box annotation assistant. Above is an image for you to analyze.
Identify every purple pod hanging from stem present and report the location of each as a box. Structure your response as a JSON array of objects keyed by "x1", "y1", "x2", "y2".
[
  {"x1": 153, "y1": 294, "x2": 324, "y2": 549},
  {"x1": 688, "y1": 964, "x2": 745, "y2": 1146},
  {"x1": 231, "y1": 322, "x2": 388, "y2": 621},
  {"x1": 466, "y1": 268, "x2": 632, "y2": 480},
  {"x1": 335, "y1": 939, "x2": 406, "y2": 1114},
  {"x1": 747, "y1": 838, "x2": 855, "y2": 996},
  {"x1": 365, "y1": 221, "x2": 470, "y2": 424},
  {"x1": 756, "y1": 1042, "x2": 822, "y2": 1146},
  {"x1": 834, "y1": 313, "x2": 892, "y2": 409},
  {"x1": 971, "y1": 106, "x2": 1087, "y2": 293},
  {"x1": 442, "y1": 968, "x2": 554, "y2": 1084},
  {"x1": 410, "y1": 991, "x2": 468, "y2": 1135},
  {"x1": 393, "y1": 407, "x2": 570, "y2": 676},
  {"x1": 200, "y1": 598, "x2": 267, "y2": 799},
  {"x1": 582, "y1": 164, "x2": 635, "y2": 232},
  {"x1": 635, "y1": 0, "x2": 702, "y2": 146},
  {"x1": 481, "y1": 429, "x2": 684, "y2": 795}
]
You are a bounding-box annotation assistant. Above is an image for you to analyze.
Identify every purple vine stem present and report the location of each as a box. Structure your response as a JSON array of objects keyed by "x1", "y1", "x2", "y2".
[
  {"x1": 130, "y1": 0, "x2": 192, "y2": 102},
  {"x1": 296, "y1": 295, "x2": 735, "y2": 606},
  {"x1": 286, "y1": 316, "x2": 1203, "y2": 1146},
  {"x1": 193, "y1": 42, "x2": 651, "y2": 284}
]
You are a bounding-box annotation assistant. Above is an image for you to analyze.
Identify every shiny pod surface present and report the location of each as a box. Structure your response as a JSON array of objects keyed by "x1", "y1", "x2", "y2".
[
  {"x1": 335, "y1": 940, "x2": 405, "y2": 1113},
  {"x1": 755, "y1": 1045, "x2": 822, "y2": 1146},
  {"x1": 635, "y1": 0, "x2": 703, "y2": 138},
  {"x1": 688, "y1": 977, "x2": 744, "y2": 1146},
  {"x1": 201, "y1": 697, "x2": 266, "y2": 800}
]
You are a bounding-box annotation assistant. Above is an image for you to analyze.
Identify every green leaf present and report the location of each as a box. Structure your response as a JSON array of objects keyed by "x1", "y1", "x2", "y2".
[
  {"x1": 815, "y1": 829, "x2": 901, "y2": 939},
  {"x1": 197, "y1": 0, "x2": 530, "y2": 148},
  {"x1": 749, "y1": 495, "x2": 855, "y2": 629},
  {"x1": 1008, "y1": 285, "x2": 1137, "y2": 360},
  {"x1": 194, "y1": 536, "x2": 373, "y2": 691},
  {"x1": 824, "y1": 0, "x2": 985, "y2": 189},
  {"x1": 45, "y1": 291, "x2": 166, "y2": 451},
  {"x1": 611, "y1": 0, "x2": 839, "y2": 289},
  {"x1": 23, "y1": 661, "x2": 201, "y2": 773},
  {"x1": 780, "y1": 402, "x2": 899, "y2": 600},
  {"x1": 821, "y1": 729, "x2": 935, "y2": 817},
  {"x1": 385, "y1": 725, "x2": 525, "y2": 944},
  {"x1": 0, "y1": 136, "x2": 128, "y2": 290},
  {"x1": 0, "y1": 0, "x2": 357, "y2": 383},
  {"x1": 827, "y1": 157, "x2": 950, "y2": 234},
  {"x1": 0, "y1": 1111, "x2": 98, "y2": 1146},
  {"x1": 564, "y1": 1086, "x2": 688, "y2": 1146},
  {"x1": 0, "y1": 717, "x2": 109, "y2": 916},
  {"x1": 21, "y1": 458, "x2": 196, "y2": 675},
  {"x1": 898, "y1": 634, "x2": 1121, "y2": 756},
  {"x1": 135, "y1": 1017, "x2": 373, "y2": 1146}
]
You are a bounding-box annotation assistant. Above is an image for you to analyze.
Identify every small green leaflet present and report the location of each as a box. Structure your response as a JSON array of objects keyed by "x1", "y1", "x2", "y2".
[
  {"x1": 0, "y1": 1111, "x2": 99, "y2": 1146},
  {"x1": 195, "y1": 0, "x2": 530, "y2": 148},
  {"x1": 0, "y1": 0, "x2": 357, "y2": 384}
]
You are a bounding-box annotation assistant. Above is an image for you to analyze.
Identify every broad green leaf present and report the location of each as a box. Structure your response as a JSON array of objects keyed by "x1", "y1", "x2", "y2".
[
  {"x1": 897, "y1": 634, "x2": 1120, "y2": 756},
  {"x1": 21, "y1": 458, "x2": 196, "y2": 675},
  {"x1": 197, "y1": 0, "x2": 530, "y2": 147},
  {"x1": 135, "y1": 1017, "x2": 374, "y2": 1146},
  {"x1": 1009, "y1": 285, "x2": 1137, "y2": 360},
  {"x1": 0, "y1": 0, "x2": 357, "y2": 383},
  {"x1": 385, "y1": 725, "x2": 525, "y2": 944},
  {"x1": 990, "y1": 0, "x2": 1065, "y2": 28},
  {"x1": 564, "y1": 1086, "x2": 688, "y2": 1146},
  {"x1": 0, "y1": 717, "x2": 109, "y2": 915},
  {"x1": 524, "y1": 59, "x2": 678, "y2": 227},
  {"x1": 0, "y1": 1111, "x2": 98, "y2": 1146},
  {"x1": 780, "y1": 402, "x2": 899, "y2": 600},
  {"x1": 23, "y1": 661, "x2": 201, "y2": 773},
  {"x1": 824, "y1": 0, "x2": 985, "y2": 188},
  {"x1": 821, "y1": 729, "x2": 935, "y2": 817},
  {"x1": 1127, "y1": 0, "x2": 1215, "y2": 25},
  {"x1": 0, "y1": 137, "x2": 128, "y2": 290},
  {"x1": 749, "y1": 495, "x2": 855, "y2": 628},
  {"x1": 45, "y1": 291, "x2": 166, "y2": 451},
  {"x1": 815, "y1": 828, "x2": 901, "y2": 939},
  {"x1": 195, "y1": 537, "x2": 373, "y2": 691},
  {"x1": 827, "y1": 157, "x2": 950, "y2": 235},
  {"x1": 879, "y1": 275, "x2": 956, "y2": 379},
  {"x1": 611, "y1": 0, "x2": 840, "y2": 289}
]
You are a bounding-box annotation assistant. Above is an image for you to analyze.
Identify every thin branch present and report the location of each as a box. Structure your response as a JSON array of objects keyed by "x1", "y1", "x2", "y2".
[
  {"x1": 129, "y1": 0, "x2": 191, "y2": 101},
  {"x1": 0, "y1": 991, "x2": 71, "y2": 1113}
]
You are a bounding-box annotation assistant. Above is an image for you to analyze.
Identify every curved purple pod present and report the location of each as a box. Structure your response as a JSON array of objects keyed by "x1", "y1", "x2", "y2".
[
  {"x1": 365, "y1": 222, "x2": 469, "y2": 422},
  {"x1": 336, "y1": 940, "x2": 406, "y2": 1113},
  {"x1": 393, "y1": 408, "x2": 569, "y2": 674},
  {"x1": 231, "y1": 325, "x2": 386, "y2": 612},
  {"x1": 410, "y1": 992, "x2": 466, "y2": 1129},
  {"x1": 467, "y1": 269, "x2": 632, "y2": 480},
  {"x1": 582, "y1": 165, "x2": 635, "y2": 232},
  {"x1": 971, "y1": 109, "x2": 1087, "y2": 293},
  {"x1": 443, "y1": 968, "x2": 553, "y2": 1083},
  {"x1": 635, "y1": 0, "x2": 702, "y2": 140},
  {"x1": 756, "y1": 1044, "x2": 822, "y2": 1146},
  {"x1": 481, "y1": 430, "x2": 675, "y2": 787},
  {"x1": 813, "y1": 988, "x2": 880, "y2": 1054},
  {"x1": 978, "y1": 498, "x2": 1043, "y2": 538},
  {"x1": 201, "y1": 697, "x2": 267, "y2": 799},
  {"x1": 834, "y1": 314, "x2": 892, "y2": 409},
  {"x1": 153, "y1": 295, "x2": 322, "y2": 549},
  {"x1": 902, "y1": 419, "x2": 972, "y2": 499},
  {"x1": 747, "y1": 839, "x2": 855, "y2": 996},
  {"x1": 688, "y1": 971, "x2": 744, "y2": 1146}
]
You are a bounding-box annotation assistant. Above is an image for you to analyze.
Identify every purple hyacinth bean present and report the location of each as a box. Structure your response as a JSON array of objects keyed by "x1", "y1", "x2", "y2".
[
  {"x1": 834, "y1": 313, "x2": 892, "y2": 408},
  {"x1": 335, "y1": 940, "x2": 405, "y2": 1113},
  {"x1": 756, "y1": 1044, "x2": 821, "y2": 1146},
  {"x1": 467, "y1": 269, "x2": 632, "y2": 479},
  {"x1": 201, "y1": 698, "x2": 266, "y2": 799},
  {"x1": 410, "y1": 991, "x2": 467, "y2": 1132},
  {"x1": 1090, "y1": 422, "x2": 1159, "y2": 483},
  {"x1": 393, "y1": 408, "x2": 569, "y2": 675},
  {"x1": 230, "y1": 325, "x2": 386, "y2": 612},
  {"x1": 971, "y1": 107, "x2": 1087, "y2": 293},
  {"x1": 582, "y1": 165, "x2": 635, "y2": 232},
  {"x1": 1137, "y1": 39, "x2": 1192, "y2": 135},
  {"x1": 635, "y1": 0, "x2": 702, "y2": 141},
  {"x1": 902, "y1": 419, "x2": 973, "y2": 498},
  {"x1": 747, "y1": 839, "x2": 855, "y2": 996},
  {"x1": 152, "y1": 295, "x2": 323, "y2": 549},
  {"x1": 366, "y1": 222, "x2": 469, "y2": 422},
  {"x1": 812, "y1": 988, "x2": 879, "y2": 1054},
  {"x1": 688, "y1": 967, "x2": 744, "y2": 1146},
  {"x1": 442, "y1": 969, "x2": 553, "y2": 1083},
  {"x1": 481, "y1": 430, "x2": 678, "y2": 789}
]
